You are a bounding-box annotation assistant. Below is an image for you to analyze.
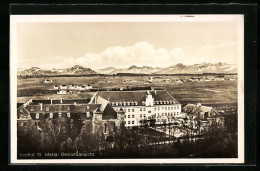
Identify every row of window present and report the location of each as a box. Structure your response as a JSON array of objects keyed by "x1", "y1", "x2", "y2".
[
  {"x1": 33, "y1": 112, "x2": 91, "y2": 119},
  {"x1": 122, "y1": 106, "x2": 180, "y2": 113},
  {"x1": 112, "y1": 100, "x2": 177, "y2": 107},
  {"x1": 156, "y1": 118, "x2": 175, "y2": 122},
  {"x1": 156, "y1": 112, "x2": 179, "y2": 117},
  {"x1": 125, "y1": 120, "x2": 135, "y2": 125},
  {"x1": 21, "y1": 106, "x2": 91, "y2": 113}
]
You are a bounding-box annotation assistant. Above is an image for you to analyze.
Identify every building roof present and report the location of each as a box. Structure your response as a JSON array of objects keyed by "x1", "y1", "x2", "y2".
[
  {"x1": 182, "y1": 103, "x2": 222, "y2": 117},
  {"x1": 17, "y1": 92, "x2": 96, "y2": 103},
  {"x1": 17, "y1": 94, "x2": 118, "y2": 120},
  {"x1": 92, "y1": 96, "x2": 117, "y2": 120},
  {"x1": 96, "y1": 90, "x2": 179, "y2": 105}
]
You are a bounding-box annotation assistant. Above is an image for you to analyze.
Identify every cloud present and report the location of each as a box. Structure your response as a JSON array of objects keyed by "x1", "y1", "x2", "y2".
[{"x1": 64, "y1": 41, "x2": 185, "y2": 69}]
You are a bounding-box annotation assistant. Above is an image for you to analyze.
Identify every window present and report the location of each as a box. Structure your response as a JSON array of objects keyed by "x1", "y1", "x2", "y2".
[
  {"x1": 67, "y1": 113, "x2": 70, "y2": 117},
  {"x1": 144, "y1": 108, "x2": 146, "y2": 111},
  {"x1": 154, "y1": 107, "x2": 156, "y2": 111},
  {"x1": 158, "y1": 107, "x2": 160, "y2": 110},
  {"x1": 165, "y1": 107, "x2": 167, "y2": 110},
  {"x1": 171, "y1": 107, "x2": 173, "y2": 110},
  {"x1": 132, "y1": 115, "x2": 134, "y2": 118},
  {"x1": 140, "y1": 108, "x2": 142, "y2": 111},
  {"x1": 36, "y1": 113, "x2": 39, "y2": 119},
  {"x1": 132, "y1": 109, "x2": 134, "y2": 112},
  {"x1": 50, "y1": 113, "x2": 53, "y2": 118},
  {"x1": 128, "y1": 121, "x2": 130, "y2": 124},
  {"x1": 168, "y1": 107, "x2": 170, "y2": 110},
  {"x1": 132, "y1": 121, "x2": 134, "y2": 124},
  {"x1": 162, "y1": 113, "x2": 164, "y2": 116},
  {"x1": 128, "y1": 109, "x2": 130, "y2": 112},
  {"x1": 86, "y1": 112, "x2": 90, "y2": 118},
  {"x1": 104, "y1": 123, "x2": 107, "y2": 133},
  {"x1": 174, "y1": 106, "x2": 176, "y2": 110},
  {"x1": 148, "y1": 111, "x2": 151, "y2": 113},
  {"x1": 162, "y1": 107, "x2": 164, "y2": 110},
  {"x1": 140, "y1": 114, "x2": 142, "y2": 118},
  {"x1": 144, "y1": 114, "x2": 146, "y2": 118},
  {"x1": 128, "y1": 115, "x2": 130, "y2": 118},
  {"x1": 177, "y1": 106, "x2": 179, "y2": 109}
]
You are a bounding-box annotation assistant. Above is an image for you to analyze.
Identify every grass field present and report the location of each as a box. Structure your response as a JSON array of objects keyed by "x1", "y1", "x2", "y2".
[{"x1": 17, "y1": 75, "x2": 237, "y2": 105}]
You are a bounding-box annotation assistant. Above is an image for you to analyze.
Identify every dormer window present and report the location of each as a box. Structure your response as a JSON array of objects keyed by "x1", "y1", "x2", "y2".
[
  {"x1": 116, "y1": 102, "x2": 118, "y2": 106},
  {"x1": 20, "y1": 109, "x2": 23, "y2": 112},
  {"x1": 31, "y1": 108, "x2": 34, "y2": 111},
  {"x1": 36, "y1": 113, "x2": 39, "y2": 119},
  {"x1": 50, "y1": 113, "x2": 53, "y2": 118},
  {"x1": 123, "y1": 102, "x2": 126, "y2": 106},
  {"x1": 67, "y1": 113, "x2": 70, "y2": 117},
  {"x1": 46, "y1": 108, "x2": 49, "y2": 111},
  {"x1": 135, "y1": 102, "x2": 138, "y2": 106},
  {"x1": 127, "y1": 102, "x2": 130, "y2": 106},
  {"x1": 86, "y1": 112, "x2": 90, "y2": 118},
  {"x1": 87, "y1": 106, "x2": 90, "y2": 110},
  {"x1": 67, "y1": 107, "x2": 70, "y2": 110}
]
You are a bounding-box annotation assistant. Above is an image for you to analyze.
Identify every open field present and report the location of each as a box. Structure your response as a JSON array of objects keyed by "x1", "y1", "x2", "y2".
[{"x1": 17, "y1": 75, "x2": 237, "y2": 105}]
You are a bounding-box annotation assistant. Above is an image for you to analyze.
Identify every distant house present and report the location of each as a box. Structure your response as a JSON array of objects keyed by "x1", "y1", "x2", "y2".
[
  {"x1": 78, "y1": 85, "x2": 86, "y2": 90},
  {"x1": 68, "y1": 84, "x2": 78, "y2": 90},
  {"x1": 182, "y1": 103, "x2": 224, "y2": 126},
  {"x1": 175, "y1": 79, "x2": 184, "y2": 84},
  {"x1": 53, "y1": 85, "x2": 59, "y2": 90},
  {"x1": 57, "y1": 90, "x2": 67, "y2": 94},
  {"x1": 60, "y1": 85, "x2": 67, "y2": 90},
  {"x1": 148, "y1": 77, "x2": 153, "y2": 83},
  {"x1": 86, "y1": 84, "x2": 93, "y2": 90},
  {"x1": 163, "y1": 79, "x2": 171, "y2": 83},
  {"x1": 43, "y1": 79, "x2": 52, "y2": 83}
]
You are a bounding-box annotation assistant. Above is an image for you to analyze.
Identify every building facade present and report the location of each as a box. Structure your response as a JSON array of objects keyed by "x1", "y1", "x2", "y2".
[
  {"x1": 17, "y1": 94, "x2": 125, "y2": 140},
  {"x1": 96, "y1": 90, "x2": 182, "y2": 127}
]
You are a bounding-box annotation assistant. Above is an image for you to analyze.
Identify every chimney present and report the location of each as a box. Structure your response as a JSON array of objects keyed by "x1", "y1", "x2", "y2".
[
  {"x1": 50, "y1": 97, "x2": 52, "y2": 104},
  {"x1": 94, "y1": 96, "x2": 97, "y2": 104},
  {"x1": 39, "y1": 103, "x2": 42, "y2": 111},
  {"x1": 60, "y1": 98, "x2": 63, "y2": 104},
  {"x1": 155, "y1": 90, "x2": 157, "y2": 95}
]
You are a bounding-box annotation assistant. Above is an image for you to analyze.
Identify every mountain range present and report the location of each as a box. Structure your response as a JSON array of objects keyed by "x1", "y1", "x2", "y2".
[{"x1": 18, "y1": 62, "x2": 237, "y2": 76}]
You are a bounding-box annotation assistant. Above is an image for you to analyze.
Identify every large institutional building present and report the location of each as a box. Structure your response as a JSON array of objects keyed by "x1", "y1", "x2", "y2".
[
  {"x1": 96, "y1": 90, "x2": 182, "y2": 127},
  {"x1": 17, "y1": 90, "x2": 182, "y2": 128},
  {"x1": 17, "y1": 93, "x2": 125, "y2": 139}
]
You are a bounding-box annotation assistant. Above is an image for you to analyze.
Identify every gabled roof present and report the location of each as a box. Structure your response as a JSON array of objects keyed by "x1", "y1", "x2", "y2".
[
  {"x1": 96, "y1": 90, "x2": 179, "y2": 105},
  {"x1": 17, "y1": 92, "x2": 96, "y2": 103},
  {"x1": 93, "y1": 96, "x2": 117, "y2": 120}
]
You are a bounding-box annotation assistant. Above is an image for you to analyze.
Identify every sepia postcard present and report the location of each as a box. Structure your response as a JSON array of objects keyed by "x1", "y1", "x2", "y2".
[{"x1": 10, "y1": 15, "x2": 244, "y2": 164}]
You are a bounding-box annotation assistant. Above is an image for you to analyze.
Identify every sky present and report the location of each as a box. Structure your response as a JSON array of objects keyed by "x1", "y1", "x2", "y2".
[{"x1": 17, "y1": 20, "x2": 240, "y2": 69}]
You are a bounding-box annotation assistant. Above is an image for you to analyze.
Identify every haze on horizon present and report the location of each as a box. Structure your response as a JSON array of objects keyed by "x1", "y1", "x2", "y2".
[{"x1": 17, "y1": 21, "x2": 239, "y2": 70}]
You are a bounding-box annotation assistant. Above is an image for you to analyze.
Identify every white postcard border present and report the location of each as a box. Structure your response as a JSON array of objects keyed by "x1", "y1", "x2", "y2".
[{"x1": 10, "y1": 15, "x2": 244, "y2": 164}]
